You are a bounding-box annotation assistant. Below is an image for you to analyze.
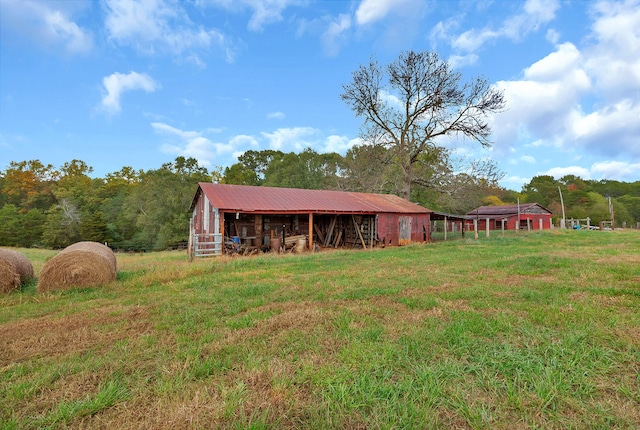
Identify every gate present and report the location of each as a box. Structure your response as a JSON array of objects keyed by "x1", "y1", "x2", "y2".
[{"x1": 192, "y1": 233, "x2": 223, "y2": 258}]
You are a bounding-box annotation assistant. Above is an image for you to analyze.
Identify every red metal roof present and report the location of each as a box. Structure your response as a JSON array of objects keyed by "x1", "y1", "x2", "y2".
[
  {"x1": 466, "y1": 203, "x2": 552, "y2": 217},
  {"x1": 193, "y1": 183, "x2": 432, "y2": 214}
]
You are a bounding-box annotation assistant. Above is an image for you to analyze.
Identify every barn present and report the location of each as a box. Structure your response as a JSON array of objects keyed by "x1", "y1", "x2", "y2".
[
  {"x1": 466, "y1": 203, "x2": 553, "y2": 231},
  {"x1": 189, "y1": 183, "x2": 432, "y2": 257}
]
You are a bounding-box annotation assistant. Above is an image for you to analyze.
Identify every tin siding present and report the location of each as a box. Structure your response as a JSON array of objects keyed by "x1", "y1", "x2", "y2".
[
  {"x1": 412, "y1": 214, "x2": 430, "y2": 243},
  {"x1": 376, "y1": 214, "x2": 398, "y2": 246},
  {"x1": 376, "y1": 213, "x2": 430, "y2": 246}
]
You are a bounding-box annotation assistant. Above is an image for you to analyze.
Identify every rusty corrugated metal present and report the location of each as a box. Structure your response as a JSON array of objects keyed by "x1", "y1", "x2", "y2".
[
  {"x1": 193, "y1": 183, "x2": 431, "y2": 214},
  {"x1": 466, "y1": 203, "x2": 551, "y2": 217}
]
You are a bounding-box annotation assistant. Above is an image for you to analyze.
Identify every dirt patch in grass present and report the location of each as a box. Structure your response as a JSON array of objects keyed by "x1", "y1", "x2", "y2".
[
  {"x1": 595, "y1": 254, "x2": 640, "y2": 265},
  {"x1": 0, "y1": 305, "x2": 152, "y2": 366}
]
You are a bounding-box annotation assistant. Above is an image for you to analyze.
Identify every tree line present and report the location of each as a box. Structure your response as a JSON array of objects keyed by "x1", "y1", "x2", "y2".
[{"x1": 1, "y1": 152, "x2": 637, "y2": 250}]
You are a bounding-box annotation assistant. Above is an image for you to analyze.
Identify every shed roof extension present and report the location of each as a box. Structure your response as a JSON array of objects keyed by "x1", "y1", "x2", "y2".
[
  {"x1": 466, "y1": 203, "x2": 552, "y2": 217},
  {"x1": 192, "y1": 183, "x2": 432, "y2": 215}
]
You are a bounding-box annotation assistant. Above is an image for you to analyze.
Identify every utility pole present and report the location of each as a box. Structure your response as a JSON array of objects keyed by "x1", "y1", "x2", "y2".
[
  {"x1": 609, "y1": 197, "x2": 615, "y2": 229},
  {"x1": 558, "y1": 186, "x2": 566, "y2": 229}
]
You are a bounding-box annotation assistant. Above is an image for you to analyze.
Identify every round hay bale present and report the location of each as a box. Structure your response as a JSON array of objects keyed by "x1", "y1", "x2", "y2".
[
  {"x1": 0, "y1": 248, "x2": 34, "y2": 283},
  {"x1": 64, "y1": 241, "x2": 117, "y2": 271},
  {"x1": 0, "y1": 259, "x2": 20, "y2": 294},
  {"x1": 37, "y1": 242, "x2": 117, "y2": 293}
]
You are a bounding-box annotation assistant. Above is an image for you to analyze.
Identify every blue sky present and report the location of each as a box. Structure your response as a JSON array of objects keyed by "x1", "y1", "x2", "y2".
[{"x1": 1, "y1": 0, "x2": 639, "y2": 191}]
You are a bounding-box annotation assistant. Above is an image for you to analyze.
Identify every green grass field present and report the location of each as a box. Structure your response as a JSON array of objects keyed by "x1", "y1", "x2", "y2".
[{"x1": 1, "y1": 230, "x2": 639, "y2": 429}]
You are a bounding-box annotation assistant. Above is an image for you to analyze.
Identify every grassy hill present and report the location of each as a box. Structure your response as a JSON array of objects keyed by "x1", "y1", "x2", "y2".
[{"x1": 1, "y1": 230, "x2": 639, "y2": 429}]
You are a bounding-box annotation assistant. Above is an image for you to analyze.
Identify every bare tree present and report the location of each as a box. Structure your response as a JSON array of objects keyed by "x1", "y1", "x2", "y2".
[{"x1": 341, "y1": 51, "x2": 505, "y2": 200}]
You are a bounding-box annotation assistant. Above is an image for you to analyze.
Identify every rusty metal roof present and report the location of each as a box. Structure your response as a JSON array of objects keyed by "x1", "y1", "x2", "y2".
[
  {"x1": 193, "y1": 183, "x2": 432, "y2": 214},
  {"x1": 466, "y1": 203, "x2": 551, "y2": 217}
]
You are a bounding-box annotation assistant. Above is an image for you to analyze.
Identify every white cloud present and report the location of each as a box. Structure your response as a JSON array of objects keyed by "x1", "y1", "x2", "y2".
[
  {"x1": 520, "y1": 155, "x2": 536, "y2": 164},
  {"x1": 201, "y1": 0, "x2": 303, "y2": 32},
  {"x1": 154, "y1": 123, "x2": 259, "y2": 167},
  {"x1": 583, "y1": 0, "x2": 640, "y2": 99},
  {"x1": 543, "y1": 160, "x2": 640, "y2": 182},
  {"x1": 0, "y1": 0, "x2": 93, "y2": 54},
  {"x1": 257, "y1": 127, "x2": 357, "y2": 155},
  {"x1": 321, "y1": 14, "x2": 351, "y2": 56},
  {"x1": 491, "y1": 43, "x2": 590, "y2": 151},
  {"x1": 355, "y1": 0, "x2": 397, "y2": 25},
  {"x1": 441, "y1": 0, "x2": 560, "y2": 54},
  {"x1": 100, "y1": 72, "x2": 160, "y2": 115},
  {"x1": 261, "y1": 127, "x2": 319, "y2": 151},
  {"x1": 590, "y1": 160, "x2": 640, "y2": 180},
  {"x1": 103, "y1": 0, "x2": 234, "y2": 61},
  {"x1": 229, "y1": 134, "x2": 259, "y2": 148},
  {"x1": 503, "y1": 175, "x2": 532, "y2": 188},
  {"x1": 544, "y1": 166, "x2": 591, "y2": 179},
  {"x1": 267, "y1": 111, "x2": 286, "y2": 120},
  {"x1": 569, "y1": 100, "x2": 640, "y2": 156},
  {"x1": 448, "y1": 54, "x2": 479, "y2": 69},
  {"x1": 491, "y1": 0, "x2": 640, "y2": 167},
  {"x1": 322, "y1": 135, "x2": 360, "y2": 154}
]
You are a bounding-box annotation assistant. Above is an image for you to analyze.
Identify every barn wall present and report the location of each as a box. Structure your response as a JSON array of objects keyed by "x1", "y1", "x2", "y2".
[
  {"x1": 411, "y1": 214, "x2": 431, "y2": 243},
  {"x1": 376, "y1": 213, "x2": 430, "y2": 246}
]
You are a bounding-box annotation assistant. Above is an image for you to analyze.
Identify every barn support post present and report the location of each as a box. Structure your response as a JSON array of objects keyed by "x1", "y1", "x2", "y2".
[
  {"x1": 308, "y1": 213, "x2": 313, "y2": 251},
  {"x1": 188, "y1": 218, "x2": 194, "y2": 261},
  {"x1": 220, "y1": 211, "x2": 225, "y2": 251},
  {"x1": 486, "y1": 218, "x2": 490, "y2": 238},
  {"x1": 255, "y1": 215, "x2": 263, "y2": 245},
  {"x1": 539, "y1": 218, "x2": 543, "y2": 230},
  {"x1": 501, "y1": 218, "x2": 505, "y2": 236}
]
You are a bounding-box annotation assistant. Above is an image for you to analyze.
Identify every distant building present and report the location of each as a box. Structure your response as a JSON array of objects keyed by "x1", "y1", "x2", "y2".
[
  {"x1": 466, "y1": 203, "x2": 553, "y2": 231},
  {"x1": 189, "y1": 183, "x2": 433, "y2": 257}
]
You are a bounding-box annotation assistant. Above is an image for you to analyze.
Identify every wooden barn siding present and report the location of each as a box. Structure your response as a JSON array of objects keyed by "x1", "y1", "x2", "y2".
[
  {"x1": 377, "y1": 213, "x2": 430, "y2": 246},
  {"x1": 192, "y1": 194, "x2": 217, "y2": 235}
]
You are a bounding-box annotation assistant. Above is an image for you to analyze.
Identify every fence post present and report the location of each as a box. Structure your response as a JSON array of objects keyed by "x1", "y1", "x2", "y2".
[
  {"x1": 474, "y1": 219, "x2": 478, "y2": 240},
  {"x1": 486, "y1": 218, "x2": 490, "y2": 238},
  {"x1": 444, "y1": 216, "x2": 448, "y2": 241}
]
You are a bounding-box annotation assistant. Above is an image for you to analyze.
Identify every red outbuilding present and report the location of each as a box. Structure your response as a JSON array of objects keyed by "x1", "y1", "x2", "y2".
[{"x1": 466, "y1": 203, "x2": 554, "y2": 232}]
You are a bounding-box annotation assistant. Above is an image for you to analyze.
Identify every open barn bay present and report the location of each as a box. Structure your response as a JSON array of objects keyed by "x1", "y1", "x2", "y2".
[{"x1": 1, "y1": 230, "x2": 639, "y2": 429}]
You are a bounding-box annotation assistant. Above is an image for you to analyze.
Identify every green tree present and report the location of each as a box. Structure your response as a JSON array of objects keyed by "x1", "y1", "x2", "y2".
[
  {"x1": 341, "y1": 50, "x2": 505, "y2": 200},
  {"x1": 18, "y1": 209, "x2": 46, "y2": 247},
  {"x1": 80, "y1": 211, "x2": 110, "y2": 243},
  {"x1": 263, "y1": 149, "x2": 342, "y2": 190},
  {"x1": 223, "y1": 150, "x2": 286, "y2": 185},
  {"x1": 97, "y1": 167, "x2": 142, "y2": 246},
  {"x1": 121, "y1": 157, "x2": 211, "y2": 250},
  {"x1": 0, "y1": 204, "x2": 21, "y2": 246},
  {"x1": 618, "y1": 195, "x2": 640, "y2": 224},
  {"x1": 522, "y1": 175, "x2": 560, "y2": 207},
  {"x1": 223, "y1": 163, "x2": 259, "y2": 185}
]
